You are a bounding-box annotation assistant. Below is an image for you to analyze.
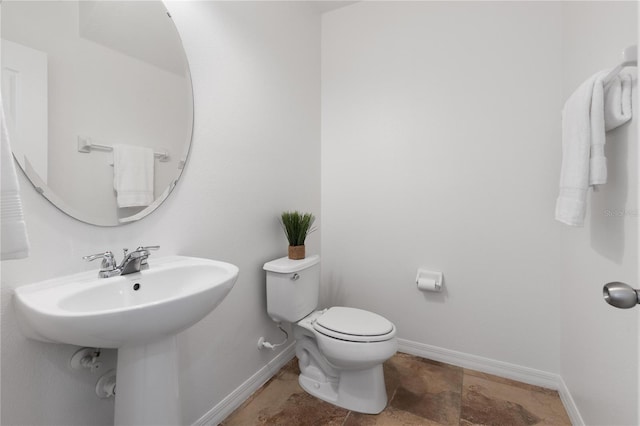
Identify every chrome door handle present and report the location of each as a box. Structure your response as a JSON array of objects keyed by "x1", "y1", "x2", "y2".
[{"x1": 603, "y1": 282, "x2": 639, "y2": 309}]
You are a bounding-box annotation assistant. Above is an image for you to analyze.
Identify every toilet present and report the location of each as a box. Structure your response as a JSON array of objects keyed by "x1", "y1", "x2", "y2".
[{"x1": 263, "y1": 254, "x2": 397, "y2": 414}]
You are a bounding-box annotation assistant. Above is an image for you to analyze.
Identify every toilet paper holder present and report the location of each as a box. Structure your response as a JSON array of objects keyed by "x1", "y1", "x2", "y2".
[{"x1": 416, "y1": 269, "x2": 443, "y2": 292}]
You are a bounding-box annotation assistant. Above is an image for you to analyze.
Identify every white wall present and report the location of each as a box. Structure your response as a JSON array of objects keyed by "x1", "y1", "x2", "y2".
[
  {"x1": 559, "y1": 3, "x2": 638, "y2": 425},
  {"x1": 322, "y1": 1, "x2": 564, "y2": 374},
  {"x1": 322, "y1": 3, "x2": 638, "y2": 424},
  {"x1": 0, "y1": 2, "x2": 320, "y2": 425}
]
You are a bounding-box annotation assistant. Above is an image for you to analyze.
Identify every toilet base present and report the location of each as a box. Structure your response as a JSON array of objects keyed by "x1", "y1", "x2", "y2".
[{"x1": 298, "y1": 364, "x2": 388, "y2": 414}]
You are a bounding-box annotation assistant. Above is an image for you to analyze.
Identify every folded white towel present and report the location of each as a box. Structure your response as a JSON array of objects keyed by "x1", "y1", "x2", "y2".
[
  {"x1": 1, "y1": 99, "x2": 30, "y2": 260},
  {"x1": 604, "y1": 71, "x2": 633, "y2": 131},
  {"x1": 591, "y1": 71, "x2": 634, "y2": 185},
  {"x1": 113, "y1": 144, "x2": 154, "y2": 208},
  {"x1": 589, "y1": 73, "x2": 607, "y2": 186},
  {"x1": 556, "y1": 70, "x2": 634, "y2": 226}
]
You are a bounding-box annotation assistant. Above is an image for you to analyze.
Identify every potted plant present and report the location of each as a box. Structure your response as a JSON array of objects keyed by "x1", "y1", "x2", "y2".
[{"x1": 280, "y1": 211, "x2": 316, "y2": 260}]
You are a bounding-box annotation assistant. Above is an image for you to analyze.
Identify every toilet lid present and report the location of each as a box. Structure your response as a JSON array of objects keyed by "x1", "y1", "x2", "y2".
[{"x1": 313, "y1": 307, "x2": 395, "y2": 342}]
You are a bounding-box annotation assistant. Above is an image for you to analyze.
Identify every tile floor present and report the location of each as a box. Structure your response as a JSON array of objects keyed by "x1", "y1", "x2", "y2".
[{"x1": 221, "y1": 353, "x2": 571, "y2": 426}]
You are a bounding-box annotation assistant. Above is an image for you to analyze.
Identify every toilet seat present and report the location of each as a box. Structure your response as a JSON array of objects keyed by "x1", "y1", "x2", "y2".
[{"x1": 312, "y1": 307, "x2": 395, "y2": 343}]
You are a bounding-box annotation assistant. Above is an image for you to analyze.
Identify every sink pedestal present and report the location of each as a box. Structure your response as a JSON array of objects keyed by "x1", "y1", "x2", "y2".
[{"x1": 115, "y1": 336, "x2": 181, "y2": 426}]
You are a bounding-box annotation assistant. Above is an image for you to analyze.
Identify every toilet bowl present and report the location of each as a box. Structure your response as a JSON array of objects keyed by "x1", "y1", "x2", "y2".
[
  {"x1": 294, "y1": 307, "x2": 397, "y2": 413},
  {"x1": 264, "y1": 255, "x2": 398, "y2": 414}
]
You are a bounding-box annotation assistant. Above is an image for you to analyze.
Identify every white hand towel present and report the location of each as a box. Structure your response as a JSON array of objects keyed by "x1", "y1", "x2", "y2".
[
  {"x1": 1, "y1": 99, "x2": 30, "y2": 260},
  {"x1": 113, "y1": 144, "x2": 154, "y2": 208},
  {"x1": 555, "y1": 71, "x2": 606, "y2": 227},
  {"x1": 556, "y1": 70, "x2": 635, "y2": 226}
]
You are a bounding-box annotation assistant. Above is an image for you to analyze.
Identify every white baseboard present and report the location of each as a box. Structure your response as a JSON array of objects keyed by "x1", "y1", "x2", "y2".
[
  {"x1": 192, "y1": 342, "x2": 296, "y2": 426},
  {"x1": 556, "y1": 375, "x2": 586, "y2": 426},
  {"x1": 397, "y1": 338, "x2": 584, "y2": 426},
  {"x1": 192, "y1": 338, "x2": 584, "y2": 426}
]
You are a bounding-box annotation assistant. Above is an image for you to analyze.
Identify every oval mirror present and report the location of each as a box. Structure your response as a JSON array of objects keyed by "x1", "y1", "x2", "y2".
[{"x1": 1, "y1": 1, "x2": 193, "y2": 226}]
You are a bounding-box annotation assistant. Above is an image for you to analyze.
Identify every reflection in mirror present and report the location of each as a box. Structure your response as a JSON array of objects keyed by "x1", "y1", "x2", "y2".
[{"x1": 1, "y1": 1, "x2": 193, "y2": 226}]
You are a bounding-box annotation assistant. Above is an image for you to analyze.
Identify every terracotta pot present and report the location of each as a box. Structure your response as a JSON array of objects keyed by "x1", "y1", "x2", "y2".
[{"x1": 288, "y1": 245, "x2": 305, "y2": 260}]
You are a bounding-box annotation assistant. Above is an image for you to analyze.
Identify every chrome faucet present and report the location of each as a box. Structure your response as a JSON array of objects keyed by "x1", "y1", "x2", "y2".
[
  {"x1": 83, "y1": 246, "x2": 159, "y2": 278},
  {"x1": 119, "y1": 246, "x2": 159, "y2": 275}
]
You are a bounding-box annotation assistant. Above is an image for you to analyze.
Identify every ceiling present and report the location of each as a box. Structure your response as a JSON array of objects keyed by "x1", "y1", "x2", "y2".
[{"x1": 308, "y1": 1, "x2": 359, "y2": 14}]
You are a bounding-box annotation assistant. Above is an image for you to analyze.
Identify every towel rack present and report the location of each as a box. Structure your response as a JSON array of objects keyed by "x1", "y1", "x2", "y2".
[
  {"x1": 603, "y1": 45, "x2": 637, "y2": 88},
  {"x1": 77, "y1": 136, "x2": 170, "y2": 162}
]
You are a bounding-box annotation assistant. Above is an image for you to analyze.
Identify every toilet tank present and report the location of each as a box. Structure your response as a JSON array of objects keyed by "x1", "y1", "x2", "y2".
[{"x1": 263, "y1": 255, "x2": 320, "y2": 323}]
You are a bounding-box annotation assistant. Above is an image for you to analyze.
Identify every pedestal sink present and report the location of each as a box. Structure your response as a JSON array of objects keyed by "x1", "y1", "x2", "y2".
[{"x1": 13, "y1": 255, "x2": 239, "y2": 425}]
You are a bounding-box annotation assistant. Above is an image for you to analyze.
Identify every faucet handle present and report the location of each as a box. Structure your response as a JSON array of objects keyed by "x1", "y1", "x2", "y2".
[
  {"x1": 136, "y1": 246, "x2": 159, "y2": 270},
  {"x1": 83, "y1": 251, "x2": 117, "y2": 270},
  {"x1": 136, "y1": 245, "x2": 160, "y2": 252}
]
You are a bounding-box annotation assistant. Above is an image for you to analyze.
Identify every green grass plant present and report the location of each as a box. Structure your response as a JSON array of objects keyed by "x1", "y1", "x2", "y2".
[{"x1": 280, "y1": 211, "x2": 316, "y2": 246}]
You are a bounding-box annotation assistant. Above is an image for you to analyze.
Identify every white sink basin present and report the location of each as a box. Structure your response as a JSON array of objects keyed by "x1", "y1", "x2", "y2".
[
  {"x1": 13, "y1": 255, "x2": 239, "y2": 425},
  {"x1": 14, "y1": 255, "x2": 239, "y2": 348}
]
